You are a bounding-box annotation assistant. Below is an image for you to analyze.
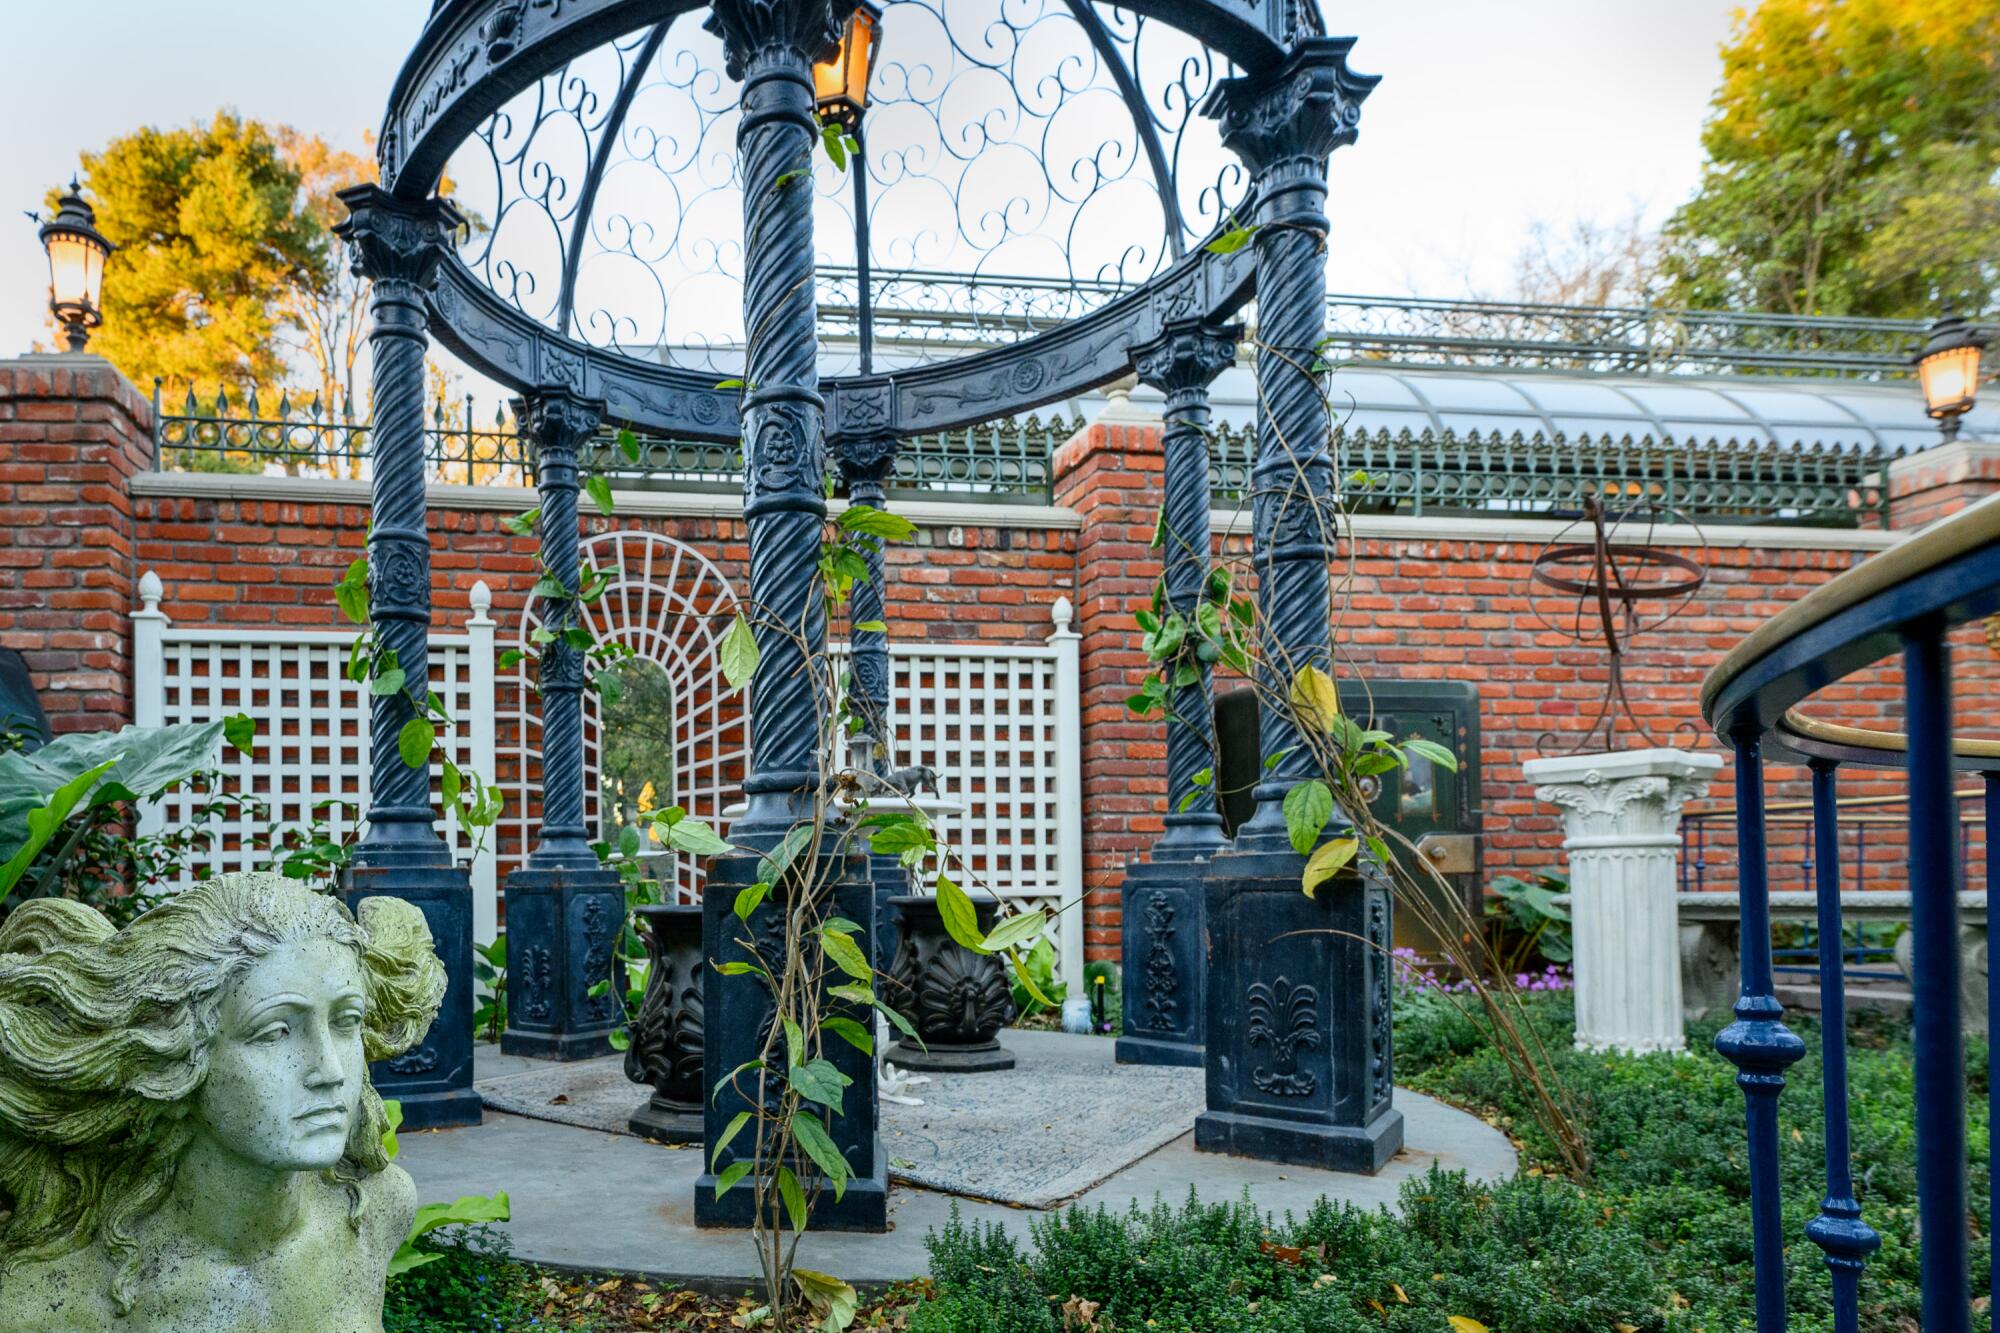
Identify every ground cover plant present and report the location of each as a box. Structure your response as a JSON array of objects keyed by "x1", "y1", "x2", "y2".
[{"x1": 906, "y1": 993, "x2": 1985, "y2": 1333}]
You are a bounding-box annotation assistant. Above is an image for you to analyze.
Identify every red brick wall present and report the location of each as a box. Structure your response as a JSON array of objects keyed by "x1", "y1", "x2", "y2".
[
  {"x1": 0, "y1": 355, "x2": 153, "y2": 735},
  {"x1": 1887, "y1": 439, "x2": 2000, "y2": 529},
  {"x1": 12, "y1": 355, "x2": 1994, "y2": 962}
]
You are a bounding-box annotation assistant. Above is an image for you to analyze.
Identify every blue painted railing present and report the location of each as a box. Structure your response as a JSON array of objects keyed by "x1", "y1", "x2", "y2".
[{"x1": 1701, "y1": 493, "x2": 2000, "y2": 1330}]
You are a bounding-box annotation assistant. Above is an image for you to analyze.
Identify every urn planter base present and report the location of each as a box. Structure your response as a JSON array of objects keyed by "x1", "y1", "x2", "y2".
[
  {"x1": 1114, "y1": 851, "x2": 1212, "y2": 1068},
  {"x1": 629, "y1": 1099, "x2": 704, "y2": 1144},
  {"x1": 625, "y1": 903, "x2": 704, "y2": 1145},
  {"x1": 886, "y1": 1038, "x2": 1016, "y2": 1073},
  {"x1": 499, "y1": 862, "x2": 628, "y2": 1062},
  {"x1": 1194, "y1": 833, "x2": 1402, "y2": 1176}
]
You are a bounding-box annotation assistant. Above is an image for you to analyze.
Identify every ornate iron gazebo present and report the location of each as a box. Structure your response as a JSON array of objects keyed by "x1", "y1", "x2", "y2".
[{"x1": 344, "y1": 0, "x2": 1389, "y2": 1213}]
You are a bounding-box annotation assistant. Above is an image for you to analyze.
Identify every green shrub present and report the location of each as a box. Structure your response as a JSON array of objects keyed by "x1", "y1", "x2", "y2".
[
  {"x1": 913, "y1": 994, "x2": 1976, "y2": 1333},
  {"x1": 383, "y1": 1224, "x2": 537, "y2": 1333}
]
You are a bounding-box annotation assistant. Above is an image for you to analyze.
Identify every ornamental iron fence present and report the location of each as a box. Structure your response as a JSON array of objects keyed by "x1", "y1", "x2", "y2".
[{"x1": 152, "y1": 380, "x2": 1895, "y2": 525}]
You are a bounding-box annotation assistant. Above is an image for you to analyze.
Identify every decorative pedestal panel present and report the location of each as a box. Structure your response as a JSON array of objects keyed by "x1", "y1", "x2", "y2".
[
  {"x1": 1114, "y1": 856, "x2": 1207, "y2": 1067},
  {"x1": 624, "y1": 902, "x2": 704, "y2": 1143},
  {"x1": 695, "y1": 847, "x2": 887, "y2": 1232},
  {"x1": 885, "y1": 894, "x2": 1017, "y2": 1073},
  {"x1": 1194, "y1": 842, "x2": 1402, "y2": 1174},
  {"x1": 500, "y1": 864, "x2": 628, "y2": 1061},
  {"x1": 1524, "y1": 748, "x2": 1721, "y2": 1055},
  {"x1": 344, "y1": 860, "x2": 482, "y2": 1129}
]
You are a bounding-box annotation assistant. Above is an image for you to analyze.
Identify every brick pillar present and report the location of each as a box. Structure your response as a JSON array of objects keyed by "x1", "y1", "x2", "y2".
[
  {"x1": 1052, "y1": 392, "x2": 1165, "y2": 962},
  {"x1": 1887, "y1": 436, "x2": 2000, "y2": 530},
  {"x1": 0, "y1": 354, "x2": 151, "y2": 736}
]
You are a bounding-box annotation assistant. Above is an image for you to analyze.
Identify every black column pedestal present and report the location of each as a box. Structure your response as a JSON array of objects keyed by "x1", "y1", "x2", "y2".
[
  {"x1": 695, "y1": 845, "x2": 887, "y2": 1232},
  {"x1": 500, "y1": 863, "x2": 627, "y2": 1061},
  {"x1": 1114, "y1": 853, "x2": 1209, "y2": 1068},
  {"x1": 344, "y1": 858, "x2": 483, "y2": 1129},
  {"x1": 1194, "y1": 836, "x2": 1402, "y2": 1174}
]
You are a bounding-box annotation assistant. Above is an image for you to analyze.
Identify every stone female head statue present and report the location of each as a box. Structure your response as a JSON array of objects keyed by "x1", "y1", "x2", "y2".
[{"x1": 0, "y1": 872, "x2": 445, "y2": 1331}]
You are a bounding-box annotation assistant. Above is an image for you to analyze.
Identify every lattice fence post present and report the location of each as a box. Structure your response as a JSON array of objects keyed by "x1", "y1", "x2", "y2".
[
  {"x1": 1050, "y1": 595, "x2": 1085, "y2": 985},
  {"x1": 131, "y1": 571, "x2": 168, "y2": 838},
  {"x1": 467, "y1": 579, "x2": 498, "y2": 944}
]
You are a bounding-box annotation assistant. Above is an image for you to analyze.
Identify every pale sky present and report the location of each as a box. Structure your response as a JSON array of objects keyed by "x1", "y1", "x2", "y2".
[{"x1": 0, "y1": 1, "x2": 1743, "y2": 366}]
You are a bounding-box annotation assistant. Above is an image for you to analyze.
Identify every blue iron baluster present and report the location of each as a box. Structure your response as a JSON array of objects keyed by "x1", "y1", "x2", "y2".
[
  {"x1": 1802, "y1": 759, "x2": 1880, "y2": 1333},
  {"x1": 1903, "y1": 621, "x2": 1969, "y2": 1333},
  {"x1": 1987, "y1": 771, "x2": 1998, "y2": 1312},
  {"x1": 1714, "y1": 729, "x2": 1805, "y2": 1330}
]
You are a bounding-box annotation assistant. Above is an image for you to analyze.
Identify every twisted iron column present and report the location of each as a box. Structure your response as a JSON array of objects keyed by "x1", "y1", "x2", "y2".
[
  {"x1": 707, "y1": 0, "x2": 853, "y2": 846},
  {"x1": 518, "y1": 389, "x2": 605, "y2": 867},
  {"x1": 697, "y1": 0, "x2": 886, "y2": 1234},
  {"x1": 1205, "y1": 39, "x2": 1376, "y2": 845},
  {"x1": 831, "y1": 428, "x2": 897, "y2": 768},
  {"x1": 335, "y1": 186, "x2": 464, "y2": 864},
  {"x1": 1133, "y1": 319, "x2": 1239, "y2": 853},
  {"x1": 1190, "y1": 41, "x2": 1400, "y2": 1171},
  {"x1": 332, "y1": 185, "x2": 480, "y2": 1127},
  {"x1": 499, "y1": 388, "x2": 626, "y2": 1062}
]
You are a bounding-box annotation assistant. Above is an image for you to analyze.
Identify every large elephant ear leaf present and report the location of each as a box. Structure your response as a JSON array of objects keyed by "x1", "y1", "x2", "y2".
[
  {"x1": 0, "y1": 758, "x2": 119, "y2": 896},
  {"x1": 0, "y1": 721, "x2": 228, "y2": 809}
]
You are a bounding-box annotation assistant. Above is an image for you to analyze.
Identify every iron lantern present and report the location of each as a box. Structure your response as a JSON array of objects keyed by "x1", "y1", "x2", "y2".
[
  {"x1": 1915, "y1": 311, "x2": 1987, "y2": 442},
  {"x1": 813, "y1": 1, "x2": 882, "y2": 132},
  {"x1": 37, "y1": 180, "x2": 114, "y2": 353}
]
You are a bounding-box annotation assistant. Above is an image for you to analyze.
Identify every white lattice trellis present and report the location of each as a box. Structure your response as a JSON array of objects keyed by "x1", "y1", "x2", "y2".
[{"x1": 131, "y1": 573, "x2": 500, "y2": 936}]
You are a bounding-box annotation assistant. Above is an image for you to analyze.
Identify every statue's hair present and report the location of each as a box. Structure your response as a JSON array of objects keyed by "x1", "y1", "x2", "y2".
[{"x1": 0, "y1": 873, "x2": 445, "y2": 1313}]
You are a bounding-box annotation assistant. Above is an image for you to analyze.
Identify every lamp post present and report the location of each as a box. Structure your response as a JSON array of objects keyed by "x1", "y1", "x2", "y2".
[
  {"x1": 37, "y1": 181, "x2": 114, "y2": 353},
  {"x1": 815, "y1": 0, "x2": 882, "y2": 375},
  {"x1": 1916, "y1": 312, "x2": 1987, "y2": 443}
]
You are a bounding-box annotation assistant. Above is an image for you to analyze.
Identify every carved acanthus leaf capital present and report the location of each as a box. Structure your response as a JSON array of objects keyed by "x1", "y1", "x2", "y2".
[
  {"x1": 334, "y1": 185, "x2": 464, "y2": 288},
  {"x1": 704, "y1": 0, "x2": 855, "y2": 80},
  {"x1": 1534, "y1": 766, "x2": 1714, "y2": 838},
  {"x1": 1132, "y1": 319, "x2": 1242, "y2": 398},
  {"x1": 515, "y1": 389, "x2": 606, "y2": 460},
  {"x1": 1204, "y1": 37, "x2": 1378, "y2": 190}
]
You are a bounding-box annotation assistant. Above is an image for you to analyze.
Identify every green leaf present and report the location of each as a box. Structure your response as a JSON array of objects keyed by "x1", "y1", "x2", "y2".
[
  {"x1": 791, "y1": 1114, "x2": 850, "y2": 1200},
  {"x1": 668, "y1": 818, "x2": 734, "y2": 857},
  {"x1": 735, "y1": 880, "x2": 771, "y2": 923},
  {"x1": 370, "y1": 666, "x2": 407, "y2": 697},
  {"x1": 776, "y1": 1164, "x2": 808, "y2": 1232},
  {"x1": 1191, "y1": 766, "x2": 1213, "y2": 788},
  {"x1": 393, "y1": 1192, "x2": 510, "y2": 1278},
  {"x1": 223, "y1": 713, "x2": 256, "y2": 756},
  {"x1": 820, "y1": 121, "x2": 848, "y2": 170},
  {"x1": 380, "y1": 1099, "x2": 403, "y2": 1160},
  {"x1": 757, "y1": 824, "x2": 815, "y2": 885},
  {"x1": 789, "y1": 1057, "x2": 852, "y2": 1112},
  {"x1": 933, "y1": 873, "x2": 987, "y2": 953},
  {"x1": 335, "y1": 557, "x2": 370, "y2": 625},
  {"x1": 713, "y1": 1159, "x2": 754, "y2": 1199},
  {"x1": 820, "y1": 927, "x2": 872, "y2": 982},
  {"x1": 1302, "y1": 836, "x2": 1358, "y2": 897},
  {"x1": 714, "y1": 960, "x2": 766, "y2": 977},
  {"x1": 837, "y1": 505, "x2": 918, "y2": 540},
  {"x1": 532, "y1": 574, "x2": 568, "y2": 601},
  {"x1": 714, "y1": 378, "x2": 747, "y2": 390},
  {"x1": 1282, "y1": 779, "x2": 1333, "y2": 857},
  {"x1": 1205, "y1": 223, "x2": 1259, "y2": 255},
  {"x1": 617, "y1": 428, "x2": 641, "y2": 463},
  {"x1": 793, "y1": 1268, "x2": 860, "y2": 1332},
  {"x1": 594, "y1": 668, "x2": 623, "y2": 708},
  {"x1": 854, "y1": 620, "x2": 888, "y2": 633},
  {"x1": 822, "y1": 1014, "x2": 873, "y2": 1056},
  {"x1": 442, "y1": 759, "x2": 463, "y2": 809},
  {"x1": 397, "y1": 718, "x2": 435, "y2": 770},
  {"x1": 863, "y1": 815, "x2": 933, "y2": 860},
  {"x1": 981, "y1": 909, "x2": 1047, "y2": 955},
  {"x1": 1007, "y1": 949, "x2": 1056, "y2": 1010},
  {"x1": 873, "y1": 997, "x2": 920, "y2": 1044},
  {"x1": 1402, "y1": 736, "x2": 1460, "y2": 773},
  {"x1": 712, "y1": 1110, "x2": 753, "y2": 1168},
  {"x1": 618, "y1": 823, "x2": 643, "y2": 859},
  {"x1": 586, "y1": 978, "x2": 611, "y2": 998},
  {"x1": 0, "y1": 758, "x2": 116, "y2": 896},
  {"x1": 721, "y1": 614, "x2": 759, "y2": 691},
  {"x1": 584, "y1": 473, "x2": 615, "y2": 516}
]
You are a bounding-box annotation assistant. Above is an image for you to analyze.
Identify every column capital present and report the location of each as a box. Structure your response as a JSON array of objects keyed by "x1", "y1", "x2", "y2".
[
  {"x1": 704, "y1": 0, "x2": 855, "y2": 80},
  {"x1": 1203, "y1": 37, "x2": 1377, "y2": 217},
  {"x1": 513, "y1": 388, "x2": 606, "y2": 459},
  {"x1": 1522, "y1": 748, "x2": 1723, "y2": 841},
  {"x1": 334, "y1": 186, "x2": 465, "y2": 288},
  {"x1": 1131, "y1": 320, "x2": 1242, "y2": 405}
]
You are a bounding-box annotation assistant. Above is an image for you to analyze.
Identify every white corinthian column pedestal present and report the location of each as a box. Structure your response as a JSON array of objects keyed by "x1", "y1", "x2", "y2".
[{"x1": 1522, "y1": 748, "x2": 1723, "y2": 1055}]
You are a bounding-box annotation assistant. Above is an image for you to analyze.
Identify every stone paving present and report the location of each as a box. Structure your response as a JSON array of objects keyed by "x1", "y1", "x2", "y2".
[{"x1": 396, "y1": 1030, "x2": 1516, "y2": 1292}]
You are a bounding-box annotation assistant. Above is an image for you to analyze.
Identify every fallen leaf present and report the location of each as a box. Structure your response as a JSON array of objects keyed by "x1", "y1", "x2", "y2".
[
  {"x1": 1447, "y1": 1319, "x2": 1489, "y2": 1333},
  {"x1": 1259, "y1": 1240, "x2": 1304, "y2": 1265},
  {"x1": 1390, "y1": 1283, "x2": 1410, "y2": 1304}
]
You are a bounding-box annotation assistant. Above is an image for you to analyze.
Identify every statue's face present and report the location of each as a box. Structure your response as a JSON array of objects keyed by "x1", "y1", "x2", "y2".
[{"x1": 197, "y1": 938, "x2": 368, "y2": 1173}]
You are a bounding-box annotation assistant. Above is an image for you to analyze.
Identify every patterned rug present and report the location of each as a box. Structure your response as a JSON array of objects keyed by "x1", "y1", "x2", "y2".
[{"x1": 475, "y1": 1037, "x2": 1206, "y2": 1209}]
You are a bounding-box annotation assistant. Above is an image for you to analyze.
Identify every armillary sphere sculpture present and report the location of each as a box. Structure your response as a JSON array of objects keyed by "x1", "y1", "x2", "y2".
[
  {"x1": 1529, "y1": 495, "x2": 1707, "y2": 757},
  {"x1": 351, "y1": 0, "x2": 1381, "y2": 1208}
]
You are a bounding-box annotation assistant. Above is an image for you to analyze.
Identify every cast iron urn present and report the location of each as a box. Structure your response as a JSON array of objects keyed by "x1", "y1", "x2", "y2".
[
  {"x1": 623, "y1": 902, "x2": 704, "y2": 1143},
  {"x1": 885, "y1": 894, "x2": 1017, "y2": 1072}
]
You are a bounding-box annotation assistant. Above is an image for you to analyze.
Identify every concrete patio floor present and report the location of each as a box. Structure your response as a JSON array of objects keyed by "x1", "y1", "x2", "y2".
[{"x1": 396, "y1": 1031, "x2": 1517, "y2": 1292}]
